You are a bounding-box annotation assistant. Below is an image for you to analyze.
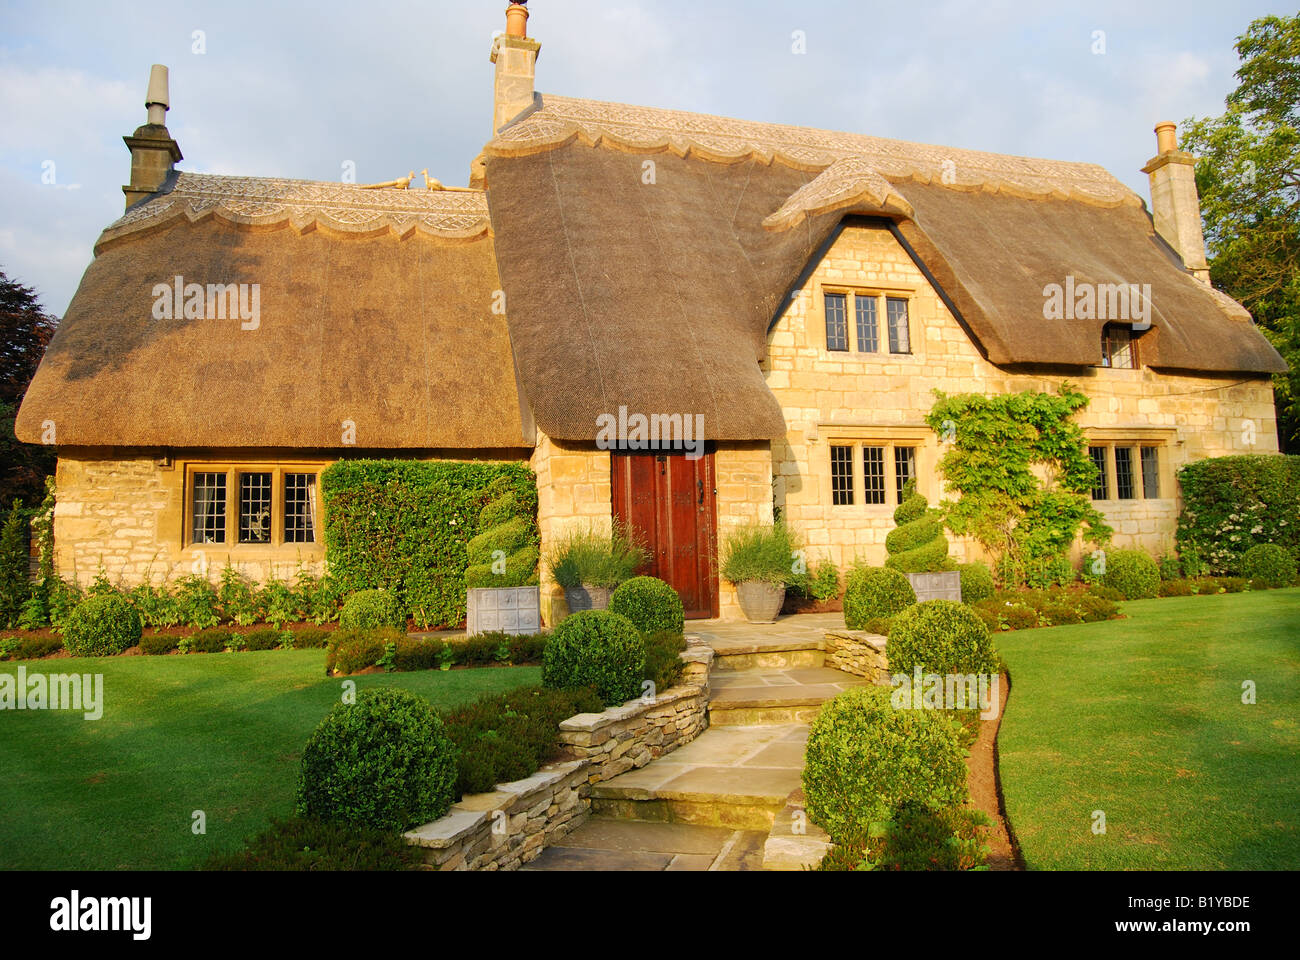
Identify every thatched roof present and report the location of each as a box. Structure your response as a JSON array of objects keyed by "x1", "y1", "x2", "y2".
[
  {"x1": 486, "y1": 95, "x2": 1286, "y2": 441},
  {"x1": 15, "y1": 173, "x2": 529, "y2": 449}
]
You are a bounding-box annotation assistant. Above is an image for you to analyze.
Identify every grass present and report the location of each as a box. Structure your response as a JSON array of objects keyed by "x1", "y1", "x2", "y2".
[
  {"x1": 0, "y1": 651, "x2": 539, "y2": 870},
  {"x1": 997, "y1": 587, "x2": 1300, "y2": 870}
]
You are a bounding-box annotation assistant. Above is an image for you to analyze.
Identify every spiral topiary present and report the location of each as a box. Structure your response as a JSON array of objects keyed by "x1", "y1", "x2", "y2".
[
  {"x1": 465, "y1": 478, "x2": 540, "y2": 589},
  {"x1": 884, "y1": 479, "x2": 950, "y2": 573}
]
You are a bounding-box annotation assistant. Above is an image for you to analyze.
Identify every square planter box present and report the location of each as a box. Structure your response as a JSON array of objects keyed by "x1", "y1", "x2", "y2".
[
  {"x1": 906, "y1": 571, "x2": 963, "y2": 603},
  {"x1": 467, "y1": 586, "x2": 542, "y2": 636}
]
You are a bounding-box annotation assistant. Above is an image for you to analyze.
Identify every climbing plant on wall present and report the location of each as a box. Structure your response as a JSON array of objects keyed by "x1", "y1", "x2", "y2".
[{"x1": 924, "y1": 385, "x2": 1112, "y2": 582}]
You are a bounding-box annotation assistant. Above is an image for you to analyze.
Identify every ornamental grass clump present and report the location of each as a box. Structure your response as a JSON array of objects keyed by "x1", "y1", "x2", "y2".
[
  {"x1": 719, "y1": 522, "x2": 801, "y2": 585},
  {"x1": 802, "y1": 685, "x2": 970, "y2": 844},
  {"x1": 546, "y1": 523, "x2": 648, "y2": 590},
  {"x1": 296, "y1": 688, "x2": 458, "y2": 832}
]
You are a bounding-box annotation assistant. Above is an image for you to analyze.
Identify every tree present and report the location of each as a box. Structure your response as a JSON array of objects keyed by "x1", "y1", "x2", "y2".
[
  {"x1": 1182, "y1": 14, "x2": 1300, "y2": 453},
  {"x1": 0, "y1": 268, "x2": 58, "y2": 508}
]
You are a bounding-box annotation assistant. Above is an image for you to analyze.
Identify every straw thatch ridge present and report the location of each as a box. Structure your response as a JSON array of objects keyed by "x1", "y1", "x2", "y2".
[{"x1": 15, "y1": 215, "x2": 527, "y2": 448}]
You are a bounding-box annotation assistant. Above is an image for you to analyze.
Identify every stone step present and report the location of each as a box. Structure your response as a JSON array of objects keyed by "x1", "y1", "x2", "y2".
[
  {"x1": 707, "y1": 666, "x2": 873, "y2": 726},
  {"x1": 520, "y1": 819, "x2": 768, "y2": 871},
  {"x1": 708, "y1": 642, "x2": 826, "y2": 673}
]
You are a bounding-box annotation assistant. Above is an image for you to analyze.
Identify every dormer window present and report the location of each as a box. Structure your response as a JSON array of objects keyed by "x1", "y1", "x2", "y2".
[
  {"x1": 824, "y1": 290, "x2": 912, "y2": 355},
  {"x1": 1101, "y1": 323, "x2": 1138, "y2": 369}
]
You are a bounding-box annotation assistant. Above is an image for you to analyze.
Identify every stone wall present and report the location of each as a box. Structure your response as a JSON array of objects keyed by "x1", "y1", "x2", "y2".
[
  {"x1": 766, "y1": 221, "x2": 1279, "y2": 571},
  {"x1": 823, "y1": 629, "x2": 889, "y2": 683},
  {"x1": 405, "y1": 666, "x2": 711, "y2": 871},
  {"x1": 714, "y1": 442, "x2": 775, "y2": 619}
]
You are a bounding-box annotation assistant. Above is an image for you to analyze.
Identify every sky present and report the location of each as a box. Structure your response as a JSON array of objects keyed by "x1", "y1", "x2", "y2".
[{"x1": 0, "y1": 0, "x2": 1291, "y2": 316}]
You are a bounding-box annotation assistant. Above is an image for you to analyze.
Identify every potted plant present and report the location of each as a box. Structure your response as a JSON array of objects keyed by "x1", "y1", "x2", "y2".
[
  {"x1": 547, "y1": 522, "x2": 648, "y2": 613},
  {"x1": 720, "y1": 522, "x2": 800, "y2": 623}
]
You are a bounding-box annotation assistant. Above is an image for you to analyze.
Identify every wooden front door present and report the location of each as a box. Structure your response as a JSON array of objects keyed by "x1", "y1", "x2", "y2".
[{"x1": 611, "y1": 451, "x2": 718, "y2": 619}]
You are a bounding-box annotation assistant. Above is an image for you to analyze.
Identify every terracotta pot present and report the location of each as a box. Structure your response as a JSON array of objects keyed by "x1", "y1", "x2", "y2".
[
  {"x1": 505, "y1": 3, "x2": 529, "y2": 37},
  {"x1": 736, "y1": 580, "x2": 785, "y2": 623},
  {"x1": 564, "y1": 584, "x2": 611, "y2": 613}
]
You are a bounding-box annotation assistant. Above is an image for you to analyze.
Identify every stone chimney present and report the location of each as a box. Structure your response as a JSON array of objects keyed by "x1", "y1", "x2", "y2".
[
  {"x1": 491, "y1": 2, "x2": 541, "y2": 134},
  {"x1": 122, "y1": 64, "x2": 183, "y2": 210},
  {"x1": 1141, "y1": 121, "x2": 1210, "y2": 283}
]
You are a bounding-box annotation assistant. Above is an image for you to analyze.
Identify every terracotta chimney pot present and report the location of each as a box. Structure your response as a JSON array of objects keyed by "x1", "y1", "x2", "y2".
[
  {"x1": 505, "y1": 3, "x2": 529, "y2": 38},
  {"x1": 1155, "y1": 121, "x2": 1178, "y2": 155}
]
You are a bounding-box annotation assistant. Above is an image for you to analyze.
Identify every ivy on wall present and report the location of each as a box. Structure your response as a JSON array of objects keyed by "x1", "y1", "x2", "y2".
[
  {"x1": 924, "y1": 385, "x2": 1112, "y2": 580},
  {"x1": 321, "y1": 460, "x2": 537, "y2": 629}
]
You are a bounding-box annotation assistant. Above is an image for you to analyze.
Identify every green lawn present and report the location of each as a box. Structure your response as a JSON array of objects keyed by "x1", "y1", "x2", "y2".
[
  {"x1": 997, "y1": 588, "x2": 1300, "y2": 870},
  {"x1": 0, "y1": 651, "x2": 539, "y2": 870}
]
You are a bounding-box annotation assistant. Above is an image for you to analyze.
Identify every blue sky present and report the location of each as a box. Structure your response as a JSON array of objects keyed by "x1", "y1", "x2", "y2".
[{"x1": 0, "y1": 0, "x2": 1290, "y2": 315}]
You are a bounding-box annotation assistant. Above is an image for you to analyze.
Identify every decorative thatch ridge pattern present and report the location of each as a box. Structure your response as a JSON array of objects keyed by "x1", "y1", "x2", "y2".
[
  {"x1": 489, "y1": 94, "x2": 1136, "y2": 207},
  {"x1": 99, "y1": 172, "x2": 491, "y2": 248},
  {"x1": 762, "y1": 157, "x2": 914, "y2": 229}
]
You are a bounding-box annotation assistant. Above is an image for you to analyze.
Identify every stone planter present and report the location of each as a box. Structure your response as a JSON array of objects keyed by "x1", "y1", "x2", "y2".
[
  {"x1": 735, "y1": 580, "x2": 785, "y2": 623},
  {"x1": 466, "y1": 586, "x2": 541, "y2": 636},
  {"x1": 905, "y1": 571, "x2": 963, "y2": 603},
  {"x1": 563, "y1": 584, "x2": 611, "y2": 613}
]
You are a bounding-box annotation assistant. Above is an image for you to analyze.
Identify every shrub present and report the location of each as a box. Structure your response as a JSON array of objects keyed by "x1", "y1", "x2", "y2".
[
  {"x1": 1240, "y1": 543, "x2": 1297, "y2": 588},
  {"x1": 643, "y1": 630, "x2": 687, "y2": 695},
  {"x1": 175, "y1": 575, "x2": 220, "y2": 629},
  {"x1": 321, "y1": 460, "x2": 537, "y2": 630},
  {"x1": 441, "y1": 685, "x2": 604, "y2": 796},
  {"x1": 971, "y1": 604, "x2": 1001, "y2": 634},
  {"x1": 1101, "y1": 549, "x2": 1160, "y2": 600},
  {"x1": 139, "y1": 634, "x2": 180, "y2": 655},
  {"x1": 1158, "y1": 579, "x2": 1195, "y2": 598},
  {"x1": 218, "y1": 564, "x2": 263, "y2": 625},
  {"x1": 542, "y1": 610, "x2": 646, "y2": 706},
  {"x1": 1078, "y1": 594, "x2": 1119, "y2": 623},
  {"x1": 817, "y1": 803, "x2": 991, "y2": 872},
  {"x1": 0, "y1": 500, "x2": 31, "y2": 629},
  {"x1": 791, "y1": 560, "x2": 841, "y2": 602},
  {"x1": 243, "y1": 628, "x2": 285, "y2": 651},
  {"x1": 843, "y1": 566, "x2": 917, "y2": 629},
  {"x1": 188, "y1": 628, "x2": 232, "y2": 653},
  {"x1": 1002, "y1": 603, "x2": 1039, "y2": 631},
  {"x1": 608, "y1": 576, "x2": 684, "y2": 635},
  {"x1": 203, "y1": 817, "x2": 421, "y2": 872},
  {"x1": 1024, "y1": 554, "x2": 1074, "y2": 589},
  {"x1": 127, "y1": 583, "x2": 182, "y2": 629},
  {"x1": 547, "y1": 522, "x2": 648, "y2": 589},
  {"x1": 464, "y1": 480, "x2": 540, "y2": 590},
  {"x1": 324, "y1": 628, "x2": 404, "y2": 676},
  {"x1": 1216, "y1": 576, "x2": 1249, "y2": 593},
  {"x1": 957, "y1": 562, "x2": 995, "y2": 604},
  {"x1": 63, "y1": 593, "x2": 143, "y2": 657},
  {"x1": 10, "y1": 635, "x2": 63, "y2": 660},
  {"x1": 0, "y1": 636, "x2": 19, "y2": 660},
  {"x1": 1039, "y1": 601, "x2": 1083, "y2": 626},
  {"x1": 718, "y1": 522, "x2": 801, "y2": 585},
  {"x1": 886, "y1": 600, "x2": 997, "y2": 677},
  {"x1": 802, "y1": 686, "x2": 970, "y2": 843},
  {"x1": 884, "y1": 480, "x2": 950, "y2": 573},
  {"x1": 864, "y1": 616, "x2": 894, "y2": 636},
  {"x1": 259, "y1": 577, "x2": 300, "y2": 627},
  {"x1": 1176, "y1": 454, "x2": 1300, "y2": 573},
  {"x1": 339, "y1": 589, "x2": 406, "y2": 631},
  {"x1": 290, "y1": 627, "x2": 332, "y2": 649},
  {"x1": 1087, "y1": 583, "x2": 1125, "y2": 602},
  {"x1": 296, "y1": 688, "x2": 458, "y2": 831},
  {"x1": 1158, "y1": 554, "x2": 1182, "y2": 581}
]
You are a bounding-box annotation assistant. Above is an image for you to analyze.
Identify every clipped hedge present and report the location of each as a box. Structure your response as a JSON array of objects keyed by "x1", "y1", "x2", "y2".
[
  {"x1": 322, "y1": 460, "x2": 537, "y2": 630},
  {"x1": 339, "y1": 589, "x2": 406, "y2": 631},
  {"x1": 885, "y1": 479, "x2": 950, "y2": 573},
  {"x1": 1101, "y1": 549, "x2": 1161, "y2": 600},
  {"x1": 802, "y1": 685, "x2": 970, "y2": 843},
  {"x1": 63, "y1": 593, "x2": 143, "y2": 657},
  {"x1": 296, "y1": 688, "x2": 459, "y2": 831},
  {"x1": 843, "y1": 566, "x2": 917, "y2": 629},
  {"x1": 1176, "y1": 454, "x2": 1300, "y2": 574},
  {"x1": 887, "y1": 599, "x2": 997, "y2": 677},
  {"x1": 608, "y1": 576, "x2": 685, "y2": 636},
  {"x1": 1241, "y1": 543, "x2": 1297, "y2": 588},
  {"x1": 542, "y1": 610, "x2": 646, "y2": 707}
]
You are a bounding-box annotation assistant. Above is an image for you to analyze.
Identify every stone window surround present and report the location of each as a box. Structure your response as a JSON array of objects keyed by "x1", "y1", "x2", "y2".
[
  {"x1": 818, "y1": 281, "x2": 917, "y2": 357},
  {"x1": 815, "y1": 425, "x2": 933, "y2": 513},
  {"x1": 1085, "y1": 428, "x2": 1178, "y2": 505},
  {"x1": 182, "y1": 460, "x2": 328, "y2": 552}
]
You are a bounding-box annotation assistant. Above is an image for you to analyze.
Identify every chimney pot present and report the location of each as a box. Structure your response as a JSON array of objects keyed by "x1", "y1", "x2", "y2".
[
  {"x1": 505, "y1": 2, "x2": 529, "y2": 38},
  {"x1": 1155, "y1": 121, "x2": 1178, "y2": 155},
  {"x1": 123, "y1": 64, "x2": 182, "y2": 210}
]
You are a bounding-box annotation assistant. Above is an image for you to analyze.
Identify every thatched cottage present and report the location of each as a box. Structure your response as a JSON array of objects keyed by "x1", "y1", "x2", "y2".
[{"x1": 16, "y1": 3, "x2": 1288, "y2": 620}]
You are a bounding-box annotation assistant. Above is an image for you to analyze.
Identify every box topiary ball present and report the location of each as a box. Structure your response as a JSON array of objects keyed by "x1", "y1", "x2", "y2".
[
  {"x1": 843, "y1": 566, "x2": 917, "y2": 629},
  {"x1": 1100, "y1": 549, "x2": 1160, "y2": 600},
  {"x1": 886, "y1": 599, "x2": 998, "y2": 677},
  {"x1": 542, "y1": 610, "x2": 646, "y2": 707},
  {"x1": 338, "y1": 588, "x2": 406, "y2": 631},
  {"x1": 1239, "y1": 543, "x2": 1297, "y2": 588},
  {"x1": 802, "y1": 685, "x2": 970, "y2": 844},
  {"x1": 608, "y1": 576, "x2": 685, "y2": 636},
  {"x1": 295, "y1": 688, "x2": 458, "y2": 831},
  {"x1": 63, "y1": 592, "x2": 143, "y2": 657}
]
